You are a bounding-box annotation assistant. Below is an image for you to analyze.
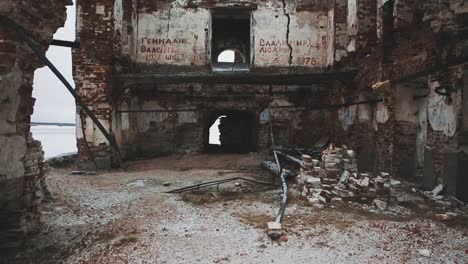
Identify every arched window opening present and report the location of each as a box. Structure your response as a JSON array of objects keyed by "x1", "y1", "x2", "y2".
[{"x1": 217, "y1": 49, "x2": 245, "y2": 63}]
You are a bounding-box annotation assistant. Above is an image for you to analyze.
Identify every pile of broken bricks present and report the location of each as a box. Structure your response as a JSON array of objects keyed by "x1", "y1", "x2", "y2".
[{"x1": 297, "y1": 145, "x2": 402, "y2": 211}]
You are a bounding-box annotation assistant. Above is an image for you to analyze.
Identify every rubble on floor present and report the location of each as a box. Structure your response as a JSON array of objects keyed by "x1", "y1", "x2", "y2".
[
  {"x1": 46, "y1": 152, "x2": 78, "y2": 168},
  {"x1": 293, "y1": 144, "x2": 468, "y2": 219},
  {"x1": 296, "y1": 145, "x2": 404, "y2": 214}
]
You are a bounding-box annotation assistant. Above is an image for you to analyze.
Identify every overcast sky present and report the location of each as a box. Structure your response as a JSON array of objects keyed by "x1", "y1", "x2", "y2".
[{"x1": 32, "y1": 1, "x2": 76, "y2": 123}]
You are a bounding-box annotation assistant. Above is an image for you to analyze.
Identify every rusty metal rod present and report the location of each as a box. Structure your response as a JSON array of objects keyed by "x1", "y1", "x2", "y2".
[
  {"x1": 166, "y1": 177, "x2": 279, "y2": 194},
  {"x1": 275, "y1": 150, "x2": 302, "y2": 165},
  {"x1": 0, "y1": 15, "x2": 121, "y2": 159},
  {"x1": 117, "y1": 99, "x2": 386, "y2": 114},
  {"x1": 51, "y1": 39, "x2": 80, "y2": 48}
]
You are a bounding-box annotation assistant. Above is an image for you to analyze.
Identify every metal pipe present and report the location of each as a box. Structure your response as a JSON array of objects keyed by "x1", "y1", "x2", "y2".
[
  {"x1": 275, "y1": 170, "x2": 288, "y2": 223},
  {"x1": 275, "y1": 150, "x2": 302, "y2": 165},
  {"x1": 166, "y1": 177, "x2": 279, "y2": 193},
  {"x1": 0, "y1": 15, "x2": 121, "y2": 159},
  {"x1": 268, "y1": 105, "x2": 288, "y2": 224}
]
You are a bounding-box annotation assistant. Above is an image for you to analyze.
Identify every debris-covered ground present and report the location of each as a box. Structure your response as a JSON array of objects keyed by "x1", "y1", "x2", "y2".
[{"x1": 19, "y1": 154, "x2": 468, "y2": 263}]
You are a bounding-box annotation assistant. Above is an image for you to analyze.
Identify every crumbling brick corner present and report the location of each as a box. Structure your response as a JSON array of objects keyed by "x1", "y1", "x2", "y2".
[
  {"x1": 0, "y1": 0, "x2": 70, "y2": 258},
  {"x1": 73, "y1": 0, "x2": 119, "y2": 171}
]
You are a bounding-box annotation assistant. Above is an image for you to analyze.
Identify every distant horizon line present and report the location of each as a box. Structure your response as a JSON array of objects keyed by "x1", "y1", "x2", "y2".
[{"x1": 31, "y1": 122, "x2": 76, "y2": 127}]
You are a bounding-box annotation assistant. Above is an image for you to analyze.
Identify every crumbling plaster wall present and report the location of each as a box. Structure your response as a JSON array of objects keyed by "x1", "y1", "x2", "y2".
[
  {"x1": 74, "y1": 0, "x2": 468, "y2": 184},
  {"x1": 117, "y1": 84, "x2": 333, "y2": 157},
  {"x1": 75, "y1": 0, "x2": 344, "y2": 163},
  {"x1": 333, "y1": 0, "x2": 468, "y2": 179},
  {"x1": 121, "y1": 0, "x2": 337, "y2": 68},
  {"x1": 0, "y1": 0, "x2": 70, "y2": 257}
]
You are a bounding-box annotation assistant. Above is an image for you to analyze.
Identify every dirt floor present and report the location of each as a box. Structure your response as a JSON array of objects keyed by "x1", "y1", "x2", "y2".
[{"x1": 19, "y1": 154, "x2": 468, "y2": 264}]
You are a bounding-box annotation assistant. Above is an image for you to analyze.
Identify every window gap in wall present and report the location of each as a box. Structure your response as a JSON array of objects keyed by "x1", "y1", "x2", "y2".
[{"x1": 211, "y1": 10, "x2": 251, "y2": 72}]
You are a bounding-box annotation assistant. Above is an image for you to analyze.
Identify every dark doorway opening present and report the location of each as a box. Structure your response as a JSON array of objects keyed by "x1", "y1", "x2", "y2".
[
  {"x1": 381, "y1": 0, "x2": 394, "y2": 63},
  {"x1": 205, "y1": 111, "x2": 256, "y2": 153},
  {"x1": 211, "y1": 10, "x2": 251, "y2": 72}
]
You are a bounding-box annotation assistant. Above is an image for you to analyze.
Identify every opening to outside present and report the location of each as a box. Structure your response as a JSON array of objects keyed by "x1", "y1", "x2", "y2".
[
  {"x1": 217, "y1": 49, "x2": 246, "y2": 63},
  {"x1": 206, "y1": 111, "x2": 256, "y2": 153},
  {"x1": 31, "y1": 0, "x2": 77, "y2": 159},
  {"x1": 381, "y1": 0, "x2": 395, "y2": 63},
  {"x1": 208, "y1": 115, "x2": 226, "y2": 145},
  {"x1": 217, "y1": 50, "x2": 235, "y2": 63},
  {"x1": 211, "y1": 10, "x2": 251, "y2": 72}
]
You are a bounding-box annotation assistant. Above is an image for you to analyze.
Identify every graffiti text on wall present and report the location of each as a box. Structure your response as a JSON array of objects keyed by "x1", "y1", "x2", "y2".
[
  {"x1": 257, "y1": 38, "x2": 326, "y2": 66},
  {"x1": 140, "y1": 37, "x2": 188, "y2": 62}
]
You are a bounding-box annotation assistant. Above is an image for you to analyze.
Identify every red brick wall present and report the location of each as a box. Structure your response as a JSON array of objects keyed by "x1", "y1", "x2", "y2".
[
  {"x1": 0, "y1": 0, "x2": 69, "y2": 255},
  {"x1": 338, "y1": 0, "x2": 467, "y2": 180},
  {"x1": 74, "y1": 0, "x2": 117, "y2": 165}
]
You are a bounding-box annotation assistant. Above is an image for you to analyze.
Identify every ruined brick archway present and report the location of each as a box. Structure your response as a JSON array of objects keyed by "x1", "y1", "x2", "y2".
[
  {"x1": 205, "y1": 110, "x2": 257, "y2": 153},
  {"x1": 0, "y1": 0, "x2": 71, "y2": 259}
]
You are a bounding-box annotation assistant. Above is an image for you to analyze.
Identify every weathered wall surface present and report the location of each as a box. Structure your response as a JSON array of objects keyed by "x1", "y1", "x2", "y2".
[
  {"x1": 74, "y1": 0, "x2": 341, "y2": 165},
  {"x1": 252, "y1": 3, "x2": 331, "y2": 67},
  {"x1": 136, "y1": 7, "x2": 210, "y2": 65},
  {"x1": 74, "y1": 0, "x2": 468, "y2": 186},
  {"x1": 0, "y1": 0, "x2": 70, "y2": 258},
  {"x1": 74, "y1": 0, "x2": 118, "y2": 170},
  {"x1": 333, "y1": 0, "x2": 468, "y2": 181},
  {"x1": 123, "y1": 0, "x2": 335, "y2": 68},
  {"x1": 115, "y1": 84, "x2": 332, "y2": 158}
]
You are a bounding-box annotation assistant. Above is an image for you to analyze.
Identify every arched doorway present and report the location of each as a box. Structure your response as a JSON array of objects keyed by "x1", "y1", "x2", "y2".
[{"x1": 205, "y1": 110, "x2": 256, "y2": 153}]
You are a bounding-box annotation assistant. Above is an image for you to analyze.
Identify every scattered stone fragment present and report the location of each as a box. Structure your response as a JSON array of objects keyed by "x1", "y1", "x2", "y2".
[
  {"x1": 418, "y1": 249, "x2": 431, "y2": 257},
  {"x1": 435, "y1": 214, "x2": 453, "y2": 221},
  {"x1": 267, "y1": 222, "x2": 284, "y2": 240},
  {"x1": 339, "y1": 170, "x2": 350, "y2": 184},
  {"x1": 390, "y1": 180, "x2": 401, "y2": 187},
  {"x1": 432, "y1": 184, "x2": 444, "y2": 196},
  {"x1": 307, "y1": 196, "x2": 320, "y2": 205},
  {"x1": 435, "y1": 200, "x2": 452, "y2": 208},
  {"x1": 267, "y1": 222, "x2": 282, "y2": 230},
  {"x1": 306, "y1": 177, "x2": 322, "y2": 188},
  {"x1": 381, "y1": 172, "x2": 390, "y2": 177},
  {"x1": 446, "y1": 212, "x2": 458, "y2": 217},
  {"x1": 331, "y1": 198, "x2": 343, "y2": 204},
  {"x1": 127, "y1": 180, "x2": 147, "y2": 187},
  {"x1": 163, "y1": 182, "x2": 171, "y2": 187},
  {"x1": 373, "y1": 199, "x2": 388, "y2": 211},
  {"x1": 361, "y1": 177, "x2": 370, "y2": 187}
]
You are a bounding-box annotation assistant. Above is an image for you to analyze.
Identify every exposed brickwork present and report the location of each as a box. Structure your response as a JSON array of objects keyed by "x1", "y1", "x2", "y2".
[
  {"x1": 0, "y1": 0, "x2": 69, "y2": 257},
  {"x1": 340, "y1": 0, "x2": 468, "y2": 181},
  {"x1": 392, "y1": 121, "x2": 418, "y2": 177},
  {"x1": 72, "y1": 0, "x2": 467, "y2": 182},
  {"x1": 73, "y1": 0, "x2": 117, "y2": 167}
]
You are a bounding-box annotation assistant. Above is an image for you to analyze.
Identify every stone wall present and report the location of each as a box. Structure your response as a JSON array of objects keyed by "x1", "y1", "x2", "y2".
[
  {"x1": 116, "y1": 84, "x2": 333, "y2": 158},
  {"x1": 331, "y1": 0, "x2": 468, "y2": 181},
  {"x1": 0, "y1": 0, "x2": 70, "y2": 258},
  {"x1": 74, "y1": 0, "x2": 117, "y2": 170},
  {"x1": 74, "y1": 0, "x2": 468, "y2": 185},
  {"x1": 74, "y1": 0, "x2": 344, "y2": 166}
]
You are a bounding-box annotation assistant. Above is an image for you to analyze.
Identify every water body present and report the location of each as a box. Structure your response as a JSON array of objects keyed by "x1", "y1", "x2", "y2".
[
  {"x1": 31, "y1": 123, "x2": 221, "y2": 159},
  {"x1": 31, "y1": 125, "x2": 77, "y2": 159}
]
